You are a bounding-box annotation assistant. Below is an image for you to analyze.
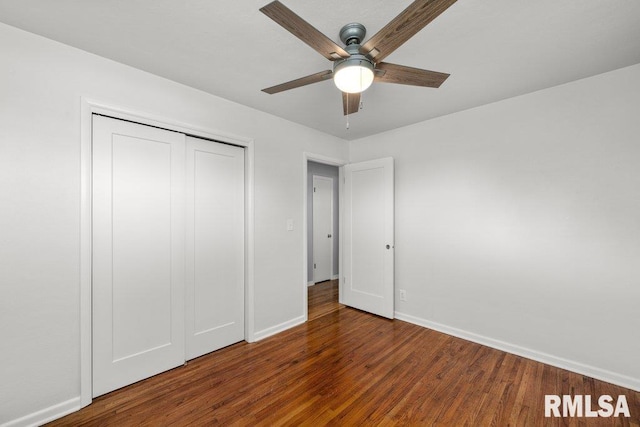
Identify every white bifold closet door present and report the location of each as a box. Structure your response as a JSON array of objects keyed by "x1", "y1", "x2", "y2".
[{"x1": 92, "y1": 116, "x2": 244, "y2": 397}]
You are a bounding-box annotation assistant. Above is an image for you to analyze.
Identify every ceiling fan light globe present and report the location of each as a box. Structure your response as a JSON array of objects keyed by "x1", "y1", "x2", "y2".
[{"x1": 333, "y1": 61, "x2": 374, "y2": 94}]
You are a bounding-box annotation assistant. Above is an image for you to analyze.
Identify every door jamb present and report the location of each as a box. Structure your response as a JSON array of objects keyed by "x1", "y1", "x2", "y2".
[
  {"x1": 302, "y1": 153, "x2": 347, "y2": 321},
  {"x1": 80, "y1": 97, "x2": 255, "y2": 407}
]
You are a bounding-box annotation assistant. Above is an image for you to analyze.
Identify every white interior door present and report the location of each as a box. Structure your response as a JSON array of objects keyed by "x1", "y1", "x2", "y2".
[
  {"x1": 342, "y1": 157, "x2": 394, "y2": 318},
  {"x1": 92, "y1": 115, "x2": 186, "y2": 397},
  {"x1": 312, "y1": 176, "x2": 333, "y2": 283},
  {"x1": 185, "y1": 137, "x2": 245, "y2": 360}
]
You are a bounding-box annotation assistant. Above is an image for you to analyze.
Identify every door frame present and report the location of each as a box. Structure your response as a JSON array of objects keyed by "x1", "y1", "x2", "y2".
[
  {"x1": 312, "y1": 175, "x2": 334, "y2": 284},
  {"x1": 302, "y1": 153, "x2": 347, "y2": 321},
  {"x1": 80, "y1": 97, "x2": 255, "y2": 407}
]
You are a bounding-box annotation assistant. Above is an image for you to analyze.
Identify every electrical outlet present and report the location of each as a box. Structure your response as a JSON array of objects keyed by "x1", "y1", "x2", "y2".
[{"x1": 399, "y1": 289, "x2": 406, "y2": 302}]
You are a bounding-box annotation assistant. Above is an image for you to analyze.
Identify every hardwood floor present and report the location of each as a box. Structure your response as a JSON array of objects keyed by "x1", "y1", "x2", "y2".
[
  {"x1": 50, "y1": 288, "x2": 639, "y2": 426},
  {"x1": 307, "y1": 279, "x2": 340, "y2": 321}
]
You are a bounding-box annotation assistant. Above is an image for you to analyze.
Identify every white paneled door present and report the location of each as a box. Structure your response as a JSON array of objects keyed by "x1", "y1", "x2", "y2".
[
  {"x1": 312, "y1": 176, "x2": 333, "y2": 283},
  {"x1": 92, "y1": 116, "x2": 245, "y2": 397},
  {"x1": 92, "y1": 115, "x2": 186, "y2": 397},
  {"x1": 185, "y1": 137, "x2": 245, "y2": 360},
  {"x1": 342, "y1": 158, "x2": 394, "y2": 319}
]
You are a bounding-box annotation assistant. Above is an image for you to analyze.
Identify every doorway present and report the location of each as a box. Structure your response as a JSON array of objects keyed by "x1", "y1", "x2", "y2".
[
  {"x1": 303, "y1": 155, "x2": 395, "y2": 323},
  {"x1": 304, "y1": 156, "x2": 345, "y2": 321},
  {"x1": 303, "y1": 154, "x2": 395, "y2": 322}
]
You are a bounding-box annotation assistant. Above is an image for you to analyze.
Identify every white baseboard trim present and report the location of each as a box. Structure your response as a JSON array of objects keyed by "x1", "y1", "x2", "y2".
[
  {"x1": 395, "y1": 311, "x2": 640, "y2": 392},
  {"x1": 253, "y1": 315, "x2": 306, "y2": 342},
  {"x1": 308, "y1": 276, "x2": 338, "y2": 286},
  {"x1": 3, "y1": 397, "x2": 81, "y2": 427}
]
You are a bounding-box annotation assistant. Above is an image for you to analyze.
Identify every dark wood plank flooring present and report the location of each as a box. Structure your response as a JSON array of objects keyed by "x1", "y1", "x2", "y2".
[
  {"x1": 307, "y1": 279, "x2": 340, "y2": 321},
  {"x1": 49, "y1": 283, "x2": 640, "y2": 426}
]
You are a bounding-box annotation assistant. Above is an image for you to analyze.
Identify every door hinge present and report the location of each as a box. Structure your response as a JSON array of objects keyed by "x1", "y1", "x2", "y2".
[
  {"x1": 314, "y1": 263, "x2": 316, "y2": 269},
  {"x1": 313, "y1": 187, "x2": 316, "y2": 192}
]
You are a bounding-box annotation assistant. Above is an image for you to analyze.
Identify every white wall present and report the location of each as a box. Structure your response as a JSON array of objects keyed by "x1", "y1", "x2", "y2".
[
  {"x1": 350, "y1": 63, "x2": 640, "y2": 390},
  {"x1": 0, "y1": 23, "x2": 348, "y2": 425}
]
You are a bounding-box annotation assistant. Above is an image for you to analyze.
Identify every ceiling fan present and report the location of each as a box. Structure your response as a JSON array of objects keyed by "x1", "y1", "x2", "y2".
[{"x1": 260, "y1": 0, "x2": 457, "y2": 116}]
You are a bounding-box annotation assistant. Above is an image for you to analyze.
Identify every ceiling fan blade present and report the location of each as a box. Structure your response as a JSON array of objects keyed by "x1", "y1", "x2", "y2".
[
  {"x1": 360, "y1": 0, "x2": 457, "y2": 62},
  {"x1": 375, "y1": 62, "x2": 449, "y2": 88},
  {"x1": 260, "y1": 1, "x2": 349, "y2": 61},
  {"x1": 262, "y1": 70, "x2": 333, "y2": 94},
  {"x1": 342, "y1": 92, "x2": 361, "y2": 116},
  {"x1": 262, "y1": 70, "x2": 333, "y2": 95}
]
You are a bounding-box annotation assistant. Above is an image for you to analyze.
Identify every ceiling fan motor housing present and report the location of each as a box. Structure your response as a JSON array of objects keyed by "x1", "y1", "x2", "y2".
[
  {"x1": 333, "y1": 46, "x2": 375, "y2": 76},
  {"x1": 334, "y1": 23, "x2": 375, "y2": 84},
  {"x1": 339, "y1": 22, "x2": 367, "y2": 45}
]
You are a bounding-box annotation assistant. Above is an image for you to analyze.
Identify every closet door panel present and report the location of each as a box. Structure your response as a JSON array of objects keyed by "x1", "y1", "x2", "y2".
[
  {"x1": 186, "y1": 137, "x2": 245, "y2": 360},
  {"x1": 92, "y1": 115, "x2": 185, "y2": 397}
]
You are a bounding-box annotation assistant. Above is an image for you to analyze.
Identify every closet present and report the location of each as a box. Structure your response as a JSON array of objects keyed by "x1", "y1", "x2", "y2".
[{"x1": 91, "y1": 115, "x2": 244, "y2": 397}]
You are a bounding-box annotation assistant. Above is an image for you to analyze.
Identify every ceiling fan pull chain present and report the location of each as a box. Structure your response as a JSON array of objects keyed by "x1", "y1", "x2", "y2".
[
  {"x1": 346, "y1": 93, "x2": 350, "y2": 129},
  {"x1": 355, "y1": 74, "x2": 364, "y2": 112}
]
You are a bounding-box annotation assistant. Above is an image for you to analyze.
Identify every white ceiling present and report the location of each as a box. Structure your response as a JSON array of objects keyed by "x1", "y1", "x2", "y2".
[{"x1": 1, "y1": 0, "x2": 640, "y2": 140}]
